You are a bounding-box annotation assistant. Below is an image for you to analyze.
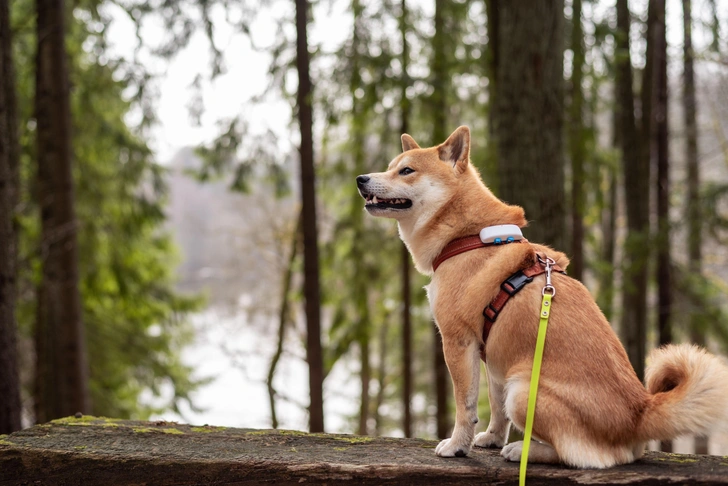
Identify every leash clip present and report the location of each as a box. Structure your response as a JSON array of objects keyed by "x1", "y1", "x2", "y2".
[{"x1": 538, "y1": 255, "x2": 556, "y2": 297}]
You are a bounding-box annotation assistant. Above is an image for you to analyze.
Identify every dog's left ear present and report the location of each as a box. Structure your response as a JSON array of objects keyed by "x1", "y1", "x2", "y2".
[
  {"x1": 401, "y1": 134, "x2": 420, "y2": 152},
  {"x1": 438, "y1": 126, "x2": 470, "y2": 173}
]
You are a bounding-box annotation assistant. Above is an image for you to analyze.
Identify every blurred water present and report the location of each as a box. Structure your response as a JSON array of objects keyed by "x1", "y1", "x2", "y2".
[{"x1": 147, "y1": 308, "x2": 359, "y2": 433}]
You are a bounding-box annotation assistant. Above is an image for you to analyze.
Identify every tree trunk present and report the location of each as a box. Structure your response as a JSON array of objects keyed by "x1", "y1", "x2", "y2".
[
  {"x1": 484, "y1": 0, "x2": 500, "y2": 193},
  {"x1": 654, "y1": 0, "x2": 671, "y2": 453},
  {"x1": 0, "y1": 0, "x2": 22, "y2": 435},
  {"x1": 493, "y1": 0, "x2": 566, "y2": 250},
  {"x1": 400, "y1": 0, "x2": 413, "y2": 439},
  {"x1": 682, "y1": 0, "x2": 707, "y2": 457},
  {"x1": 597, "y1": 164, "x2": 618, "y2": 322},
  {"x1": 294, "y1": 0, "x2": 324, "y2": 433},
  {"x1": 373, "y1": 316, "x2": 389, "y2": 437},
  {"x1": 569, "y1": 0, "x2": 586, "y2": 281},
  {"x1": 431, "y1": 0, "x2": 450, "y2": 440},
  {"x1": 616, "y1": 0, "x2": 648, "y2": 382},
  {"x1": 654, "y1": 0, "x2": 670, "y2": 353},
  {"x1": 34, "y1": 0, "x2": 91, "y2": 423},
  {"x1": 349, "y1": 0, "x2": 372, "y2": 437}
]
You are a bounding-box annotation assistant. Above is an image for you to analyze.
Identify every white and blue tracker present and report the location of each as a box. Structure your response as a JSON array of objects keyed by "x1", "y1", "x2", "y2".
[{"x1": 479, "y1": 224, "x2": 524, "y2": 245}]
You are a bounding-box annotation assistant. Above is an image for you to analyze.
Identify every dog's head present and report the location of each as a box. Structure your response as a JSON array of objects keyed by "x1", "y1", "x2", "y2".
[{"x1": 356, "y1": 126, "x2": 472, "y2": 223}]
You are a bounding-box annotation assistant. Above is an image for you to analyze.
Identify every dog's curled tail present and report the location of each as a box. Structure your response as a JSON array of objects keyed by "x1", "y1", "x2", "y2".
[{"x1": 638, "y1": 344, "x2": 728, "y2": 442}]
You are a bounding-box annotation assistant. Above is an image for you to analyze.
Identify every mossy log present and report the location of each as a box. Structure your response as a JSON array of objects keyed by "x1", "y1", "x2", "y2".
[{"x1": 1, "y1": 416, "x2": 727, "y2": 485}]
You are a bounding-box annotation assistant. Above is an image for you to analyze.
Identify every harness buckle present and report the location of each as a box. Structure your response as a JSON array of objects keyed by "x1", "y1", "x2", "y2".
[{"x1": 501, "y1": 270, "x2": 534, "y2": 296}]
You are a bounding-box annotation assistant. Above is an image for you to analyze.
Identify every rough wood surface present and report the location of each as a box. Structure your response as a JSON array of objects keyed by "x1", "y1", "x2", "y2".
[{"x1": 1, "y1": 416, "x2": 727, "y2": 485}]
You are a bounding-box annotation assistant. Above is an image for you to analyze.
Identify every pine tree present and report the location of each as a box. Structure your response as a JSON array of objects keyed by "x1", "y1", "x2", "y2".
[
  {"x1": 0, "y1": 0, "x2": 22, "y2": 435},
  {"x1": 569, "y1": 0, "x2": 586, "y2": 281},
  {"x1": 491, "y1": 0, "x2": 566, "y2": 251},
  {"x1": 295, "y1": 0, "x2": 325, "y2": 433},
  {"x1": 615, "y1": 0, "x2": 648, "y2": 381},
  {"x1": 399, "y1": 0, "x2": 413, "y2": 439},
  {"x1": 34, "y1": 0, "x2": 91, "y2": 421},
  {"x1": 431, "y1": 0, "x2": 451, "y2": 440}
]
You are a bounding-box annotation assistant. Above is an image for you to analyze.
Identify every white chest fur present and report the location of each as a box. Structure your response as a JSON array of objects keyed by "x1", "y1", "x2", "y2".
[{"x1": 424, "y1": 278, "x2": 439, "y2": 324}]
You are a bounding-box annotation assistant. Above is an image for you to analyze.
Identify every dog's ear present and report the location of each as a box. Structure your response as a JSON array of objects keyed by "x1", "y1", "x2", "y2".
[
  {"x1": 401, "y1": 133, "x2": 420, "y2": 152},
  {"x1": 438, "y1": 126, "x2": 470, "y2": 172}
]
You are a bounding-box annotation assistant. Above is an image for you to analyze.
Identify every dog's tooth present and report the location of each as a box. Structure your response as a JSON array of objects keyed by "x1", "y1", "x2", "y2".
[{"x1": 372, "y1": 196, "x2": 378, "y2": 204}]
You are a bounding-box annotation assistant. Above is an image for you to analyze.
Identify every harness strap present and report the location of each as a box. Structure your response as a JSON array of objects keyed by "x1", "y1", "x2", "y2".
[
  {"x1": 480, "y1": 260, "x2": 564, "y2": 362},
  {"x1": 431, "y1": 234, "x2": 565, "y2": 362}
]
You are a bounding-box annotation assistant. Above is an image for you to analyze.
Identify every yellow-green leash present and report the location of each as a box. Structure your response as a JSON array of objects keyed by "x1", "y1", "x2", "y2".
[{"x1": 519, "y1": 256, "x2": 556, "y2": 486}]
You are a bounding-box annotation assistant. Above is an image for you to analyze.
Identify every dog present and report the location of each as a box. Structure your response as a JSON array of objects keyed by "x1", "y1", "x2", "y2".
[{"x1": 356, "y1": 125, "x2": 728, "y2": 468}]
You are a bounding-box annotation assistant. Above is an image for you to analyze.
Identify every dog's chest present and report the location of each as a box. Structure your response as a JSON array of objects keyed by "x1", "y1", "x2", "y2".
[{"x1": 424, "y1": 279, "x2": 439, "y2": 320}]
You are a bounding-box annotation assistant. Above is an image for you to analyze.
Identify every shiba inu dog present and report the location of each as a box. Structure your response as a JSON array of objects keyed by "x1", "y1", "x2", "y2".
[{"x1": 356, "y1": 125, "x2": 728, "y2": 468}]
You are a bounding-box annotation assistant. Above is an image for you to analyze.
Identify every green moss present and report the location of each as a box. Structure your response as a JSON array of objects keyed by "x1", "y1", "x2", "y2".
[
  {"x1": 277, "y1": 429, "x2": 309, "y2": 437},
  {"x1": 190, "y1": 426, "x2": 227, "y2": 433},
  {"x1": 73, "y1": 445, "x2": 87, "y2": 450},
  {"x1": 0, "y1": 435, "x2": 12, "y2": 446},
  {"x1": 50, "y1": 416, "x2": 120, "y2": 427},
  {"x1": 332, "y1": 447, "x2": 349, "y2": 452},
  {"x1": 132, "y1": 427, "x2": 157, "y2": 433},
  {"x1": 654, "y1": 454, "x2": 698, "y2": 464},
  {"x1": 245, "y1": 430, "x2": 270, "y2": 436},
  {"x1": 290, "y1": 447, "x2": 298, "y2": 452},
  {"x1": 162, "y1": 428, "x2": 184, "y2": 435},
  {"x1": 333, "y1": 435, "x2": 374, "y2": 444}
]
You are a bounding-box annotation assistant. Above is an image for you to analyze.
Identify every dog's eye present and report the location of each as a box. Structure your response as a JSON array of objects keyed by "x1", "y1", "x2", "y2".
[{"x1": 399, "y1": 167, "x2": 414, "y2": 176}]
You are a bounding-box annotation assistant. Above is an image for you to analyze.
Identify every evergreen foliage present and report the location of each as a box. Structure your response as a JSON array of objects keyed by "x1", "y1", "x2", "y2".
[{"x1": 10, "y1": 0, "x2": 203, "y2": 420}]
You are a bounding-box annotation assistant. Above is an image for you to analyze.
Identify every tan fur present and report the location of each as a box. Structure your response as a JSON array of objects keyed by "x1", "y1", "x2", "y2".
[{"x1": 358, "y1": 126, "x2": 728, "y2": 468}]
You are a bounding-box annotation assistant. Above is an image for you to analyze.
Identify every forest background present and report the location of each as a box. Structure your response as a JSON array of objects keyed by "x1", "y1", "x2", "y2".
[{"x1": 1, "y1": 0, "x2": 728, "y2": 457}]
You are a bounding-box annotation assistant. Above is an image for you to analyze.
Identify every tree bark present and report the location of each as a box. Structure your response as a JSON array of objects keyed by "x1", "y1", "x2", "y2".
[
  {"x1": 654, "y1": 0, "x2": 670, "y2": 350},
  {"x1": 373, "y1": 315, "x2": 389, "y2": 437},
  {"x1": 616, "y1": 0, "x2": 648, "y2": 382},
  {"x1": 0, "y1": 0, "x2": 22, "y2": 435},
  {"x1": 431, "y1": 0, "x2": 451, "y2": 440},
  {"x1": 569, "y1": 0, "x2": 586, "y2": 281},
  {"x1": 493, "y1": 0, "x2": 566, "y2": 250},
  {"x1": 2, "y1": 419, "x2": 728, "y2": 485},
  {"x1": 400, "y1": 0, "x2": 413, "y2": 439},
  {"x1": 654, "y1": 0, "x2": 671, "y2": 452},
  {"x1": 34, "y1": 0, "x2": 91, "y2": 423},
  {"x1": 349, "y1": 0, "x2": 371, "y2": 437},
  {"x1": 294, "y1": 0, "x2": 324, "y2": 433},
  {"x1": 484, "y1": 0, "x2": 500, "y2": 193},
  {"x1": 682, "y1": 0, "x2": 707, "y2": 457}
]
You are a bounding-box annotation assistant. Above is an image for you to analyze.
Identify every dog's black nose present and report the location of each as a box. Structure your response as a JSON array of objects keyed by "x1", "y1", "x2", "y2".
[{"x1": 356, "y1": 175, "x2": 370, "y2": 188}]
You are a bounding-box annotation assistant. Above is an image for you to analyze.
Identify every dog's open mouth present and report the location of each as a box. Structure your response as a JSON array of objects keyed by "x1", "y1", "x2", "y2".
[{"x1": 364, "y1": 194, "x2": 413, "y2": 210}]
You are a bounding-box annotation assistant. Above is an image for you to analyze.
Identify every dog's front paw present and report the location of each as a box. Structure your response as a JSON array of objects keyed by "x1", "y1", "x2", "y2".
[
  {"x1": 435, "y1": 438, "x2": 470, "y2": 458},
  {"x1": 474, "y1": 430, "x2": 506, "y2": 449},
  {"x1": 500, "y1": 441, "x2": 523, "y2": 462}
]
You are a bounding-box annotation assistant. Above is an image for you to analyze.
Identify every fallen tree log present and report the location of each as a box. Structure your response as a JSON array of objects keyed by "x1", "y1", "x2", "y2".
[{"x1": 1, "y1": 416, "x2": 726, "y2": 485}]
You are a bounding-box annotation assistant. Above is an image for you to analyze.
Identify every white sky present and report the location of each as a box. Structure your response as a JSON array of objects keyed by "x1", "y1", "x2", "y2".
[
  {"x1": 100, "y1": 0, "x2": 718, "y2": 165},
  {"x1": 103, "y1": 0, "x2": 355, "y2": 164}
]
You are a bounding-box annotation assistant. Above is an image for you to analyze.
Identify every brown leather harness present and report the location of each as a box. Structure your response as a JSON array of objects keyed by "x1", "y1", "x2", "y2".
[{"x1": 432, "y1": 235, "x2": 565, "y2": 361}]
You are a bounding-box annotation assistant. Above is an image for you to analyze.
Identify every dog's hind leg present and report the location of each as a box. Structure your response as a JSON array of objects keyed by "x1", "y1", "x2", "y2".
[
  {"x1": 502, "y1": 371, "x2": 638, "y2": 468},
  {"x1": 474, "y1": 366, "x2": 510, "y2": 448},
  {"x1": 434, "y1": 333, "x2": 482, "y2": 457}
]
